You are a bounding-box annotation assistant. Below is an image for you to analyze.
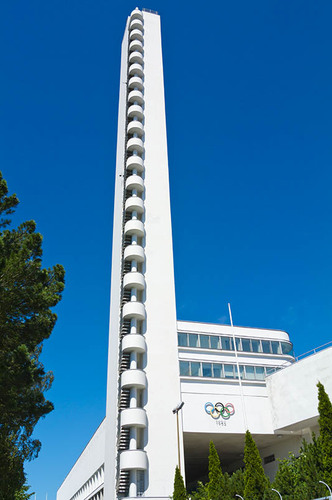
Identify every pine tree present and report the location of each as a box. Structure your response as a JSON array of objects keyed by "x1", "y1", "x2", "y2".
[
  {"x1": 207, "y1": 441, "x2": 224, "y2": 499},
  {"x1": 0, "y1": 172, "x2": 65, "y2": 498},
  {"x1": 243, "y1": 430, "x2": 270, "y2": 500},
  {"x1": 317, "y1": 381, "x2": 332, "y2": 486},
  {"x1": 173, "y1": 466, "x2": 187, "y2": 500}
]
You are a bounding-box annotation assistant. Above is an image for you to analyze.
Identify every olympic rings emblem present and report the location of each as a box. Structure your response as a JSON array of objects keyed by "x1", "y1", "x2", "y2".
[{"x1": 205, "y1": 402, "x2": 235, "y2": 420}]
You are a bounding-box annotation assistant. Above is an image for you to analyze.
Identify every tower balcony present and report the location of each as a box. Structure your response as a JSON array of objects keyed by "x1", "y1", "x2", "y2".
[
  {"x1": 121, "y1": 369, "x2": 147, "y2": 390},
  {"x1": 128, "y1": 63, "x2": 144, "y2": 78},
  {"x1": 122, "y1": 334, "x2": 146, "y2": 354},
  {"x1": 127, "y1": 120, "x2": 144, "y2": 137},
  {"x1": 126, "y1": 137, "x2": 144, "y2": 154},
  {"x1": 125, "y1": 196, "x2": 144, "y2": 214},
  {"x1": 129, "y1": 29, "x2": 143, "y2": 42},
  {"x1": 129, "y1": 39, "x2": 143, "y2": 54},
  {"x1": 128, "y1": 76, "x2": 143, "y2": 91},
  {"x1": 129, "y1": 19, "x2": 144, "y2": 32},
  {"x1": 126, "y1": 155, "x2": 144, "y2": 173},
  {"x1": 125, "y1": 174, "x2": 144, "y2": 192},
  {"x1": 123, "y1": 272, "x2": 145, "y2": 291},
  {"x1": 130, "y1": 9, "x2": 143, "y2": 22},
  {"x1": 128, "y1": 89, "x2": 144, "y2": 106},
  {"x1": 124, "y1": 244, "x2": 145, "y2": 263},
  {"x1": 120, "y1": 408, "x2": 147, "y2": 429},
  {"x1": 124, "y1": 220, "x2": 144, "y2": 238},
  {"x1": 122, "y1": 302, "x2": 146, "y2": 322},
  {"x1": 120, "y1": 450, "x2": 148, "y2": 471},
  {"x1": 127, "y1": 104, "x2": 144, "y2": 121},
  {"x1": 129, "y1": 51, "x2": 144, "y2": 65}
]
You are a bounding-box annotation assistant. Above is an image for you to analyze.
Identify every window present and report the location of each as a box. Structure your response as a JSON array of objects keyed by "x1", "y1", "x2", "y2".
[
  {"x1": 255, "y1": 366, "x2": 265, "y2": 380},
  {"x1": 245, "y1": 366, "x2": 255, "y2": 380},
  {"x1": 179, "y1": 361, "x2": 190, "y2": 376},
  {"x1": 224, "y1": 364, "x2": 235, "y2": 378},
  {"x1": 235, "y1": 337, "x2": 242, "y2": 351},
  {"x1": 200, "y1": 335, "x2": 210, "y2": 349},
  {"x1": 262, "y1": 340, "x2": 271, "y2": 354},
  {"x1": 242, "y1": 339, "x2": 251, "y2": 352},
  {"x1": 281, "y1": 342, "x2": 294, "y2": 356},
  {"x1": 188, "y1": 334, "x2": 199, "y2": 348},
  {"x1": 191, "y1": 362, "x2": 201, "y2": 377},
  {"x1": 210, "y1": 336, "x2": 219, "y2": 349},
  {"x1": 212, "y1": 363, "x2": 222, "y2": 378},
  {"x1": 264, "y1": 454, "x2": 275, "y2": 465},
  {"x1": 221, "y1": 336, "x2": 233, "y2": 350},
  {"x1": 271, "y1": 341, "x2": 281, "y2": 354},
  {"x1": 251, "y1": 339, "x2": 261, "y2": 353},
  {"x1": 178, "y1": 333, "x2": 187, "y2": 347},
  {"x1": 202, "y1": 363, "x2": 212, "y2": 377}
]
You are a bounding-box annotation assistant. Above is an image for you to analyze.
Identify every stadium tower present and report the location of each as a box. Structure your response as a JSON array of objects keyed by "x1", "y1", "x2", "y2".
[{"x1": 104, "y1": 8, "x2": 183, "y2": 499}]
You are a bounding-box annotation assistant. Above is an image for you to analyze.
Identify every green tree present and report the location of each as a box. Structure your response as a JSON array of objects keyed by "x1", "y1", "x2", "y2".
[
  {"x1": 0, "y1": 172, "x2": 65, "y2": 499},
  {"x1": 243, "y1": 430, "x2": 270, "y2": 500},
  {"x1": 173, "y1": 466, "x2": 187, "y2": 500},
  {"x1": 207, "y1": 441, "x2": 224, "y2": 499},
  {"x1": 317, "y1": 381, "x2": 332, "y2": 486}
]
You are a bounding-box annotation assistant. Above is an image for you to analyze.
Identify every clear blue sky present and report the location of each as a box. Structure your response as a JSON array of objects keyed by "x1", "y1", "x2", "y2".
[{"x1": 1, "y1": 0, "x2": 332, "y2": 498}]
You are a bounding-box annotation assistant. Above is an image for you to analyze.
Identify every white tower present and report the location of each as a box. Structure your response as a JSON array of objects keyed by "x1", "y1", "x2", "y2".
[{"x1": 104, "y1": 8, "x2": 183, "y2": 499}]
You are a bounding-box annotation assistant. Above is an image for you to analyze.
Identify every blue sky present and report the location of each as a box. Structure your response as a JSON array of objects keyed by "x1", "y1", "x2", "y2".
[{"x1": 1, "y1": 0, "x2": 332, "y2": 498}]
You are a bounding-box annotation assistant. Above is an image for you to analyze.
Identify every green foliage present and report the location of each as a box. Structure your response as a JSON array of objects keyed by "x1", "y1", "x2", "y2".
[
  {"x1": 173, "y1": 466, "x2": 187, "y2": 500},
  {"x1": 0, "y1": 172, "x2": 65, "y2": 498},
  {"x1": 207, "y1": 441, "x2": 224, "y2": 499},
  {"x1": 243, "y1": 430, "x2": 270, "y2": 500},
  {"x1": 317, "y1": 381, "x2": 332, "y2": 486},
  {"x1": 14, "y1": 484, "x2": 34, "y2": 500}
]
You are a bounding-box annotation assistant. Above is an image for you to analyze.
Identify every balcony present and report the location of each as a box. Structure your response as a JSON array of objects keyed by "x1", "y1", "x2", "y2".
[
  {"x1": 127, "y1": 120, "x2": 144, "y2": 137},
  {"x1": 128, "y1": 63, "x2": 143, "y2": 78},
  {"x1": 128, "y1": 90, "x2": 144, "y2": 106},
  {"x1": 130, "y1": 8, "x2": 143, "y2": 21},
  {"x1": 129, "y1": 51, "x2": 144, "y2": 65},
  {"x1": 120, "y1": 450, "x2": 148, "y2": 471},
  {"x1": 124, "y1": 244, "x2": 145, "y2": 263},
  {"x1": 129, "y1": 29, "x2": 143, "y2": 42},
  {"x1": 127, "y1": 104, "x2": 144, "y2": 121},
  {"x1": 120, "y1": 408, "x2": 147, "y2": 428},
  {"x1": 126, "y1": 137, "x2": 144, "y2": 154},
  {"x1": 122, "y1": 334, "x2": 146, "y2": 354},
  {"x1": 121, "y1": 369, "x2": 147, "y2": 389},
  {"x1": 126, "y1": 174, "x2": 144, "y2": 192},
  {"x1": 129, "y1": 39, "x2": 143, "y2": 54},
  {"x1": 123, "y1": 272, "x2": 145, "y2": 291},
  {"x1": 124, "y1": 220, "x2": 144, "y2": 238},
  {"x1": 130, "y1": 19, "x2": 144, "y2": 32},
  {"x1": 126, "y1": 156, "x2": 144, "y2": 173},
  {"x1": 128, "y1": 76, "x2": 143, "y2": 91},
  {"x1": 125, "y1": 196, "x2": 144, "y2": 214}
]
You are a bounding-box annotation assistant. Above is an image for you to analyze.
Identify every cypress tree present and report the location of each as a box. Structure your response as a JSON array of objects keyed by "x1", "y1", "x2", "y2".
[
  {"x1": 173, "y1": 466, "x2": 187, "y2": 500},
  {"x1": 207, "y1": 441, "x2": 224, "y2": 499},
  {"x1": 243, "y1": 430, "x2": 270, "y2": 500},
  {"x1": 317, "y1": 381, "x2": 332, "y2": 486}
]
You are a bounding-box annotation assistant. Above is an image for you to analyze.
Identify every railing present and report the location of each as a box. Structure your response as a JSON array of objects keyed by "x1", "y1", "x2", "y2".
[
  {"x1": 142, "y1": 8, "x2": 158, "y2": 14},
  {"x1": 295, "y1": 341, "x2": 332, "y2": 361}
]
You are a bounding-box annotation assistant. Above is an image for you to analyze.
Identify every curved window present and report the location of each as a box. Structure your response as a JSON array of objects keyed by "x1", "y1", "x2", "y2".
[{"x1": 179, "y1": 360, "x2": 284, "y2": 381}]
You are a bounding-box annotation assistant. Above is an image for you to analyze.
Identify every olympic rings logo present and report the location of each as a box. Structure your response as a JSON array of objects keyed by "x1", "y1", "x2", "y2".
[{"x1": 205, "y1": 402, "x2": 235, "y2": 420}]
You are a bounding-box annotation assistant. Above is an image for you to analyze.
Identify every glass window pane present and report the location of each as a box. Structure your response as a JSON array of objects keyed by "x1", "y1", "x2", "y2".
[
  {"x1": 271, "y1": 341, "x2": 280, "y2": 354},
  {"x1": 202, "y1": 363, "x2": 212, "y2": 377},
  {"x1": 179, "y1": 361, "x2": 189, "y2": 376},
  {"x1": 191, "y1": 362, "x2": 201, "y2": 377},
  {"x1": 265, "y1": 366, "x2": 276, "y2": 376},
  {"x1": 221, "y1": 336, "x2": 233, "y2": 350},
  {"x1": 255, "y1": 366, "x2": 265, "y2": 380},
  {"x1": 245, "y1": 366, "x2": 255, "y2": 380},
  {"x1": 281, "y1": 342, "x2": 294, "y2": 356},
  {"x1": 251, "y1": 340, "x2": 261, "y2": 353},
  {"x1": 212, "y1": 364, "x2": 222, "y2": 378},
  {"x1": 224, "y1": 364, "x2": 235, "y2": 378},
  {"x1": 188, "y1": 334, "x2": 199, "y2": 348},
  {"x1": 210, "y1": 336, "x2": 219, "y2": 349},
  {"x1": 242, "y1": 339, "x2": 251, "y2": 352},
  {"x1": 234, "y1": 365, "x2": 245, "y2": 379},
  {"x1": 262, "y1": 340, "x2": 271, "y2": 354},
  {"x1": 200, "y1": 335, "x2": 210, "y2": 349},
  {"x1": 178, "y1": 333, "x2": 187, "y2": 347},
  {"x1": 235, "y1": 337, "x2": 242, "y2": 351}
]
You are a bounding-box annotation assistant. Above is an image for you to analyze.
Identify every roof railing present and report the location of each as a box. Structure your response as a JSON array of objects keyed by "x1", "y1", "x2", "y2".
[{"x1": 142, "y1": 8, "x2": 158, "y2": 14}]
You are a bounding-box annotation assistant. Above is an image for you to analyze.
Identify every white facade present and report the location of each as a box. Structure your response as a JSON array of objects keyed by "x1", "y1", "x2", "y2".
[{"x1": 57, "y1": 8, "x2": 332, "y2": 500}]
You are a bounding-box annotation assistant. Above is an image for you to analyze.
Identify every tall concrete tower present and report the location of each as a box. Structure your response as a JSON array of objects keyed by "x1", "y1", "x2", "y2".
[{"x1": 104, "y1": 8, "x2": 183, "y2": 499}]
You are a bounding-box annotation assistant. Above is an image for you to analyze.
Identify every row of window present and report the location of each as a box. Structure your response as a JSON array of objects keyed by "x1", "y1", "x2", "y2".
[
  {"x1": 179, "y1": 360, "x2": 282, "y2": 380},
  {"x1": 178, "y1": 333, "x2": 294, "y2": 356}
]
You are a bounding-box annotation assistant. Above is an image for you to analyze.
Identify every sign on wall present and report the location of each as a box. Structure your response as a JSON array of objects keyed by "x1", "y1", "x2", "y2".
[{"x1": 205, "y1": 402, "x2": 235, "y2": 424}]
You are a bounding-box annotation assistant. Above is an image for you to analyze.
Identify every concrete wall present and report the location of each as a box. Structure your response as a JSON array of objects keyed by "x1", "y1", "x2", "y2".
[{"x1": 57, "y1": 420, "x2": 105, "y2": 500}]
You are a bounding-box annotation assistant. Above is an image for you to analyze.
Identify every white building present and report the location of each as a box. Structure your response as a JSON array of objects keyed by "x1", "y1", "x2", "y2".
[{"x1": 57, "y1": 8, "x2": 332, "y2": 500}]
